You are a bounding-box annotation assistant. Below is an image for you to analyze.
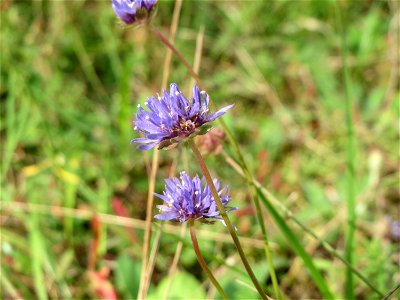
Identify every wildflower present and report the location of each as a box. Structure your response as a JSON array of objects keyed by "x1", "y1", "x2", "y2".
[
  {"x1": 132, "y1": 83, "x2": 234, "y2": 150},
  {"x1": 154, "y1": 172, "x2": 236, "y2": 224},
  {"x1": 112, "y1": 0, "x2": 157, "y2": 25}
]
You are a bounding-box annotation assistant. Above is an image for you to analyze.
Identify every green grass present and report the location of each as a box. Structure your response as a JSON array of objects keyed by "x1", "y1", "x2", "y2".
[{"x1": 1, "y1": 1, "x2": 398, "y2": 299}]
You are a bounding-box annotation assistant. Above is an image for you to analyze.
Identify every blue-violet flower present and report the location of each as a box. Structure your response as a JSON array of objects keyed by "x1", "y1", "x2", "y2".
[
  {"x1": 154, "y1": 172, "x2": 236, "y2": 224},
  {"x1": 132, "y1": 83, "x2": 234, "y2": 150},
  {"x1": 112, "y1": 0, "x2": 157, "y2": 25}
]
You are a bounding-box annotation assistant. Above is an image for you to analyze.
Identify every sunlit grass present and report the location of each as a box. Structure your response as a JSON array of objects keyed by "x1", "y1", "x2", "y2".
[{"x1": 1, "y1": 1, "x2": 398, "y2": 299}]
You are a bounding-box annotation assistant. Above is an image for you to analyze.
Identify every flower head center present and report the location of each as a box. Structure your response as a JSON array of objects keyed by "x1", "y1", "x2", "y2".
[
  {"x1": 171, "y1": 116, "x2": 199, "y2": 135},
  {"x1": 180, "y1": 119, "x2": 196, "y2": 131}
]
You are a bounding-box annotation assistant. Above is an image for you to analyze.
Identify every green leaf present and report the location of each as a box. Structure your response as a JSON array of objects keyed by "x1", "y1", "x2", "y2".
[
  {"x1": 115, "y1": 255, "x2": 141, "y2": 299},
  {"x1": 218, "y1": 273, "x2": 259, "y2": 300},
  {"x1": 147, "y1": 271, "x2": 206, "y2": 300}
]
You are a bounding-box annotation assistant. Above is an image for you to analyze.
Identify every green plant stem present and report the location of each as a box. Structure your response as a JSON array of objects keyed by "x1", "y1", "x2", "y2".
[
  {"x1": 336, "y1": 4, "x2": 356, "y2": 299},
  {"x1": 188, "y1": 139, "x2": 268, "y2": 300},
  {"x1": 151, "y1": 24, "x2": 280, "y2": 299},
  {"x1": 189, "y1": 220, "x2": 228, "y2": 300},
  {"x1": 382, "y1": 283, "x2": 400, "y2": 300}
]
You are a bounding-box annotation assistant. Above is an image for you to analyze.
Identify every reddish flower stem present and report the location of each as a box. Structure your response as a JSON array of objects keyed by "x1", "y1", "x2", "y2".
[{"x1": 189, "y1": 220, "x2": 228, "y2": 300}]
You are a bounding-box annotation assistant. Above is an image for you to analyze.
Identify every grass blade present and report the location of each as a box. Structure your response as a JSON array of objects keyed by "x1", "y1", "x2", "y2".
[
  {"x1": 336, "y1": 4, "x2": 357, "y2": 298},
  {"x1": 256, "y1": 187, "x2": 334, "y2": 299},
  {"x1": 0, "y1": 265, "x2": 23, "y2": 299}
]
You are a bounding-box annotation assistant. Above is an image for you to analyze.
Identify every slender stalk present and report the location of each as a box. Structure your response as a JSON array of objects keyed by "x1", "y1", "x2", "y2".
[
  {"x1": 150, "y1": 25, "x2": 202, "y2": 85},
  {"x1": 336, "y1": 4, "x2": 356, "y2": 299},
  {"x1": 151, "y1": 24, "x2": 280, "y2": 299},
  {"x1": 144, "y1": 226, "x2": 162, "y2": 293},
  {"x1": 250, "y1": 184, "x2": 282, "y2": 300},
  {"x1": 188, "y1": 139, "x2": 268, "y2": 300},
  {"x1": 137, "y1": 149, "x2": 159, "y2": 299},
  {"x1": 161, "y1": 0, "x2": 183, "y2": 89},
  {"x1": 382, "y1": 283, "x2": 400, "y2": 300},
  {"x1": 189, "y1": 220, "x2": 228, "y2": 300}
]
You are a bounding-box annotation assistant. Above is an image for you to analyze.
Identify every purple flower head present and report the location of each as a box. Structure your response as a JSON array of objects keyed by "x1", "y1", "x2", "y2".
[
  {"x1": 154, "y1": 172, "x2": 236, "y2": 224},
  {"x1": 132, "y1": 83, "x2": 234, "y2": 150},
  {"x1": 112, "y1": 0, "x2": 157, "y2": 25}
]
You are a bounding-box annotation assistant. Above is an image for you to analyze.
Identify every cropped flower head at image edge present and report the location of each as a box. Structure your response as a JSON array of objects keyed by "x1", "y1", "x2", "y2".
[
  {"x1": 132, "y1": 83, "x2": 234, "y2": 150},
  {"x1": 112, "y1": 0, "x2": 157, "y2": 24},
  {"x1": 154, "y1": 172, "x2": 236, "y2": 224}
]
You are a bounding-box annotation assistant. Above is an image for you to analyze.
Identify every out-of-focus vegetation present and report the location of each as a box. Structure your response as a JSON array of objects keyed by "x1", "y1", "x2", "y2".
[{"x1": 1, "y1": 0, "x2": 398, "y2": 299}]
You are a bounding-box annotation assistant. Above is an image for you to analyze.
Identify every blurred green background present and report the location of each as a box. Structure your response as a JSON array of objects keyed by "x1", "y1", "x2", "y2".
[{"x1": 1, "y1": 0, "x2": 398, "y2": 299}]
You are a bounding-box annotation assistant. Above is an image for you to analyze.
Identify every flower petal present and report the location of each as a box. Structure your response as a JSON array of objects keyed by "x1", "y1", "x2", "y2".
[
  {"x1": 154, "y1": 212, "x2": 180, "y2": 221},
  {"x1": 137, "y1": 143, "x2": 158, "y2": 150},
  {"x1": 206, "y1": 104, "x2": 234, "y2": 122}
]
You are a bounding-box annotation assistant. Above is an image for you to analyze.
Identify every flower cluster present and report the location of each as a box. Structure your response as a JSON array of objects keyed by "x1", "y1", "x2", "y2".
[
  {"x1": 132, "y1": 83, "x2": 233, "y2": 150},
  {"x1": 112, "y1": 0, "x2": 157, "y2": 25},
  {"x1": 154, "y1": 172, "x2": 235, "y2": 224}
]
